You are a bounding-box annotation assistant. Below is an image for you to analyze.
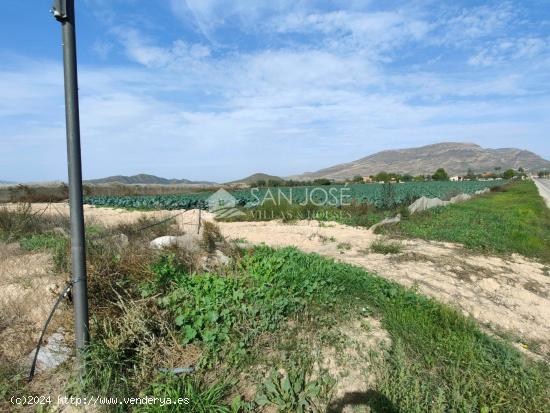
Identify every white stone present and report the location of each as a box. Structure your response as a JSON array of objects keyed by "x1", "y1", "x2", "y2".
[
  {"x1": 27, "y1": 330, "x2": 70, "y2": 373},
  {"x1": 149, "y1": 234, "x2": 201, "y2": 252}
]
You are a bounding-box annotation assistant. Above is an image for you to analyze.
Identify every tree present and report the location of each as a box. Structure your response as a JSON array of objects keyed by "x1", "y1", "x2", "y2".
[
  {"x1": 466, "y1": 168, "x2": 477, "y2": 180},
  {"x1": 402, "y1": 174, "x2": 413, "y2": 182},
  {"x1": 374, "y1": 172, "x2": 390, "y2": 182},
  {"x1": 313, "y1": 178, "x2": 332, "y2": 186},
  {"x1": 352, "y1": 175, "x2": 364, "y2": 183},
  {"x1": 502, "y1": 169, "x2": 516, "y2": 179},
  {"x1": 432, "y1": 168, "x2": 449, "y2": 181},
  {"x1": 388, "y1": 173, "x2": 401, "y2": 182}
]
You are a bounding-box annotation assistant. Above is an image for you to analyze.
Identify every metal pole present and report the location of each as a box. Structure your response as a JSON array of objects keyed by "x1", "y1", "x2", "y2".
[{"x1": 51, "y1": 0, "x2": 89, "y2": 375}]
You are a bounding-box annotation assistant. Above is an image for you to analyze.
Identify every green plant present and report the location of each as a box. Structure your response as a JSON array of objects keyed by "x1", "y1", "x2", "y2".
[
  {"x1": 19, "y1": 233, "x2": 70, "y2": 272},
  {"x1": 156, "y1": 248, "x2": 340, "y2": 366},
  {"x1": 255, "y1": 366, "x2": 333, "y2": 412},
  {"x1": 84, "y1": 181, "x2": 507, "y2": 211},
  {"x1": 144, "y1": 253, "x2": 188, "y2": 295},
  {"x1": 138, "y1": 374, "x2": 233, "y2": 413},
  {"x1": 380, "y1": 183, "x2": 397, "y2": 209},
  {"x1": 399, "y1": 204, "x2": 410, "y2": 219},
  {"x1": 370, "y1": 240, "x2": 402, "y2": 254}
]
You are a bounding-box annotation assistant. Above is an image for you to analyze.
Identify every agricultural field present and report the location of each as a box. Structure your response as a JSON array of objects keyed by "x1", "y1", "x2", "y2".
[{"x1": 84, "y1": 180, "x2": 507, "y2": 210}]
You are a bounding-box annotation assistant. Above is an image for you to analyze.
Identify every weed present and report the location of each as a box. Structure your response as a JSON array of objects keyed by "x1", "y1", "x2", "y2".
[
  {"x1": 0, "y1": 362, "x2": 22, "y2": 407},
  {"x1": 370, "y1": 240, "x2": 402, "y2": 254},
  {"x1": 201, "y1": 221, "x2": 223, "y2": 253},
  {"x1": 115, "y1": 216, "x2": 175, "y2": 241},
  {"x1": 255, "y1": 365, "x2": 334, "y2": 412},
  {"x1": 309, "y1": 233, "x2": 336, "y2": 243},
  {"x1": 18, "y1": 233, "x2": 70, "y2": 272},
  {"x1": 336, "y1": 242, "x2": 351, "y2": 251},
  {"x1": 398, "y1": 204, "x2": 410, "y2": 219},
  {"x1": 156, "y1": 248, "x2": 341, "y2": 366},
  {"x1": 138, "y1": 374, "x2": 234, "y2": 413}
]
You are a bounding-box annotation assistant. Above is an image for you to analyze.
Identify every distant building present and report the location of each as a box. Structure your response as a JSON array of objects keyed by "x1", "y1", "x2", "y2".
[
  {"x1": 449, "y1": 176, "x2": 463, "y2": 181},
  {"x1": 362, "y1": 176, "x2": 373, "y2": 183}
]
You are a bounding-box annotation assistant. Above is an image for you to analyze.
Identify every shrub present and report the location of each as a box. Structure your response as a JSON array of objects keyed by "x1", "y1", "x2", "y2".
[
  {"x1": 201, "y1": 221, "x2": 223, "y2": 253},
  {"x1": 371, "y1": 240, "x2": 402, "y2": 254},
  {"x1": 0, "y1": 204, "x2": 69, "y2": 240}
]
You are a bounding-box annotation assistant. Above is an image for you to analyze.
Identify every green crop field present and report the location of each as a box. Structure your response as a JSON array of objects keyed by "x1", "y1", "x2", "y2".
[{"x1": 84, "y1": 180, "x2": 506, "y2": 210}]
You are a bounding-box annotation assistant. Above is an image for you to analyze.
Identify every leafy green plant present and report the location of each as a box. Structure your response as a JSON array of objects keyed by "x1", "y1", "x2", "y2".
[
  {"x1": 143, "y1": 253, "x2": 187, "y2": 296},
  {"x1": 255, "y1": 366, "x2": 332, "y2": 413},
  {"x1": 380, "y1": 183, "x2": 397, "y2": 209},
  {"x1": 84, "y1": 181, "x2": 507, "y2": 211},
  {"x1": 155, "y1": 248, "x2": 340, "y2": 366}
]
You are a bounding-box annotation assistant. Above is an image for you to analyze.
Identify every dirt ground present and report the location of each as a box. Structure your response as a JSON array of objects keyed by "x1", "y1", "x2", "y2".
[
  {"x1": 0, "y1": 243, "x2": 68, "y2": 372},
  {"x1": 5, "y1": 202, "x2": 550, "y2": 359}
]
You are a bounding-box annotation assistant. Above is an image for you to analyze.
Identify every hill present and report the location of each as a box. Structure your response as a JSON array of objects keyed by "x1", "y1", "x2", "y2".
[
  {"x1": 85, "y1": 174, "x2": 215, "y2": 185},
  {"x1": 294, "y1": 142, "x2": 550, "y2": 180},
  {"x1": 227, "y1": 173, "x2": 283, "y2": 185}
]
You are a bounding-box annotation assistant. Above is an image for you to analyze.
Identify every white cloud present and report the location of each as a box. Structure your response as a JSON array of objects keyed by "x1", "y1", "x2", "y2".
[
  {"x1": 469, "y1": 36, "x2": 549, "y2": 66},
  {"x1": 438, "y1": 2, "x2": 516, "y2": 46},
  {"x1": 92, "y1": 40, "x2": 114, "y2": 60},
  {"x1": 1, "y1": 1, "x2": 549, "y2": 182},
  {"x1": 273, "y1": 10, "x2": 431, "y2": 56}
]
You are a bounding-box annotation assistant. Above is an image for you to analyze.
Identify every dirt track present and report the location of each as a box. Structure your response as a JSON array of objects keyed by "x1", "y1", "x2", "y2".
[
  {"x1": 8, "y1": 203, "x2": 550, "y2": 358},
  {"x1": 534, "y1": 178, "x2": 550, "y2": 208}
]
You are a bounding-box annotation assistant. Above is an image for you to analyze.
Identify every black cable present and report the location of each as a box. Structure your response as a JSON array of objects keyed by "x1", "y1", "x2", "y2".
[{"x1": 28, "y1": 281, "x2": 72, "y2": 382}]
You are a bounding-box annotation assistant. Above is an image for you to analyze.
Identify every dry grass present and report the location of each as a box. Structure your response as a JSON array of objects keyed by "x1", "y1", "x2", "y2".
[
  {"x1": 0, "y1": 204, "x2": 69, "y2": 241},
  {"x1": 201, "y1": 221, "x2": 224, "y2": 253}
]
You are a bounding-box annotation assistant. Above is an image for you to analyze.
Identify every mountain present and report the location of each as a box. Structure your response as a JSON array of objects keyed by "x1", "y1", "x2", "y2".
[
  {"x1": 227, "y1": 173, "x2": 284, "y2": 185},
  {"x1": 294, "y1": 143, "x2": 550, "y2": 180},
  {"x1": 85, "y1": 174, "x2": 215, "y2": 185},
  {"x1": 0, "y1": 180, "x2": 14, "y2": 184}
]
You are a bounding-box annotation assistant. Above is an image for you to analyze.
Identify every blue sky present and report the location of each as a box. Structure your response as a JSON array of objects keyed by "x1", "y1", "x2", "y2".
[{"x1": 1, "y1": 1, "x2": 549, "y2": 182}]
